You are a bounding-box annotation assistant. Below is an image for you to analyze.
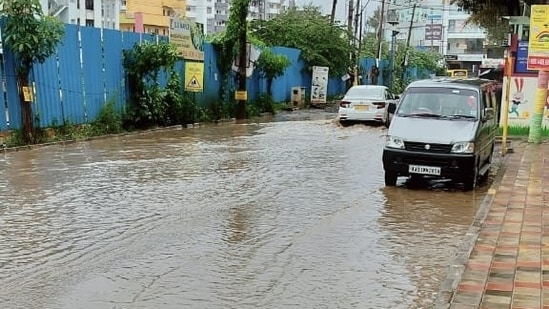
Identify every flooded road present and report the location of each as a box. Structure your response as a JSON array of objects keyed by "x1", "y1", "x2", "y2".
[{"x1": 0, "y1": 112, "x2": 494, "y2": 308}]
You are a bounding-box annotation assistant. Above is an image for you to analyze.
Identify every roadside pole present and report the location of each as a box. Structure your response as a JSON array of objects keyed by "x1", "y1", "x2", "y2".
[
  {"x1": 501, "y1": 54, "x2": 512, "y2": 156},
  {"x1": 235, "y1": 0, "x2": 250, "y2": 122}
]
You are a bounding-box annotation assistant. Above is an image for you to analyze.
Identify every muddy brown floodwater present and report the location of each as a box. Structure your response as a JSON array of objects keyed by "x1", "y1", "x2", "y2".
[{"x1": 0, "y1": 112, "x2": 496, "y2": 309}]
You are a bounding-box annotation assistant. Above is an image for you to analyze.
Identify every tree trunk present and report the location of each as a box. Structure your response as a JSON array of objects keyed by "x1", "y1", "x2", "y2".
[
  {"x1": 267, "y1": 78, "x2": 273, "y2": 97},
  {"x1": 235, "y1": 2, "x2": 249, "y2": 122},
  {"x1": 17, "y1": 72, "x2": 34, "y2": 144}
]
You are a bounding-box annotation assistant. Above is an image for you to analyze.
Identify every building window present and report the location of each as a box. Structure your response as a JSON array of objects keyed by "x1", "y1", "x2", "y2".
[
  {"x1": 77, "y1": 0, "x2": 80, "y2": 9},
  {"x1": 85, "y1": 0, "x2": 93, "y2": 10},
  {"x1": 207, "y1": 7, "x2": 212, "y2": 14},
  {"x1": 85, "y1": 19, "x2": 94, "y2": 27}
]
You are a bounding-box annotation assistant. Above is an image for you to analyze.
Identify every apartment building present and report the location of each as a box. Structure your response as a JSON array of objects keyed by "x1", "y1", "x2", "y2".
[
  {"x1": 41, "y1": 0, "x2": 120, "y2": 29},
  {"x1": 441, "y1": 0, "x2": 486, "y2": 71},
  {"x1": 185, "y1": 0, "x2": 286, "y2": 34},
  {"x1": 386, "y1": 0, "x2": 486, "y2": 71},
  {"x1": 119, "y1": 0, "x2": 186, "y2": 35},
  {"x1": 185, "y1": 0, "x2": 210, "y2": 33}
]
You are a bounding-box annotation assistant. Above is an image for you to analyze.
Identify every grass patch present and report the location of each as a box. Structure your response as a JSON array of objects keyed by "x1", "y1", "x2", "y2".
[{"x1": 498, "y1": 125, "x2": 549, "y2": 136}]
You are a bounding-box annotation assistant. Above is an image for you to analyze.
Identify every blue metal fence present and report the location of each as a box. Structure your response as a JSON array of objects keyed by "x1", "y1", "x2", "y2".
[{"x1": 0, "y1": 23, "x2": 433, "y2": 131}]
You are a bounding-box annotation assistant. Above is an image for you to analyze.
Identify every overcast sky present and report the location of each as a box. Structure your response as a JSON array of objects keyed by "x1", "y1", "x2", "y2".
[{"x1": 294, "y1": 0, "x2": 380, "y2": 23}]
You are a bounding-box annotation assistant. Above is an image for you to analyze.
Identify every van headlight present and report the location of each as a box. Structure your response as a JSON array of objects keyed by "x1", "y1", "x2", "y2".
[
  {"x1": 386, "y1": 135, "x2": 405, "y2": 149},
  {"x1": 451, "y1": 142, "x2": 474, "y2": 153}
]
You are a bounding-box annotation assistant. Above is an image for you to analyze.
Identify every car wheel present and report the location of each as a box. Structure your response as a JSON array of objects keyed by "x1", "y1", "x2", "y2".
[
  {"x1": 463, "y1": 162, "x2": 478, "y2": 191},
  {"x1": 339, "y1": 120, "x2": 351, "y2": 127},
  {"x1": 384, "y1": 171, "x2": 398, "y2": 186}
]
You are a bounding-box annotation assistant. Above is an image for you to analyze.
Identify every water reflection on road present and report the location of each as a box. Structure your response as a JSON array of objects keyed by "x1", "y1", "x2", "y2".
[{"x1": 0, "y1": 115, "x2": 491, "y2": 308}]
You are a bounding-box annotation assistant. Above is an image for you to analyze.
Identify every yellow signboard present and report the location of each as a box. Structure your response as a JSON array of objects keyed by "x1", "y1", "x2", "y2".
[
  {"x1": 170, "y1": 16, "x2": 205, "y2": 61},
  {"x1": 22, "y1": 86, "x2": 33, "y2": 102},
  {"x1": 235, "y1": 91, "x2": 247, "y2": 101},
  {"x1": 528, "y1": 5, "x2": 549, "y2": 70},
  {"x1": 185, "y1": 61, "x2": 204, "y2": 92}
]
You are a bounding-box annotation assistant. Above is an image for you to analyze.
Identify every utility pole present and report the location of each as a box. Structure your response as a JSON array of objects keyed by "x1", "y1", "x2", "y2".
[
  {"x1": 402, "y1": 3, "x2": 416, "y2": 82},
  {"x1": 330, "y1": 0, "x2": 337, "y2": 24},
  {"x1": 375, "y1": 0, "x2": 386, "y2": 64},
  {"x1": 430, "y1": 8, "x2": 434, "y2": 51},
  {"x1": 353, "y1": 0, "x2": 360, "y2": 85},
  {"x1": 235, "y1": 1, "x2": 250, "y2": 121},
  {"x1": 347, "y1": 0, "x2": 354, "y2": 36},
  {"x1": 347, "y1": 0, "x2": 355, "y2": 87}
]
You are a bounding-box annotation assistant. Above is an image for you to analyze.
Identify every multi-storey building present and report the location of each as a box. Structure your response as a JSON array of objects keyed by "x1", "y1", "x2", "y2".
[
  {"x1": 185, "y1": 0, "x2": 211, "y2": 33},
  {"x1": 119, "y1": 0, "x2": 186, "y2": 35},
  {"x1": 385, "y1": 0, "x2": 486, "y2": 71},
  {"x1": 185, "y1": 0, "x2": 286, "y2": 35},
  {"x1": 41, "y1": 0, "x2": 120, "y2": 29},
  {"x1": 441, "y1": 0, "x2": 486, "y2": 71}
]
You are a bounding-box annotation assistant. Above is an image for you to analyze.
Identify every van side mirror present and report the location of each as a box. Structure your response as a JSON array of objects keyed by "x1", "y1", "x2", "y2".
[
  {"x1": 387, "y1": 102, "x2": 397, "y2": 113},
  {"x1": 483, "y1": 107, "x2": 494, "y2": 120},
  {"x1": 394, "y1": 95, "x2": 400, "y2": 100}
]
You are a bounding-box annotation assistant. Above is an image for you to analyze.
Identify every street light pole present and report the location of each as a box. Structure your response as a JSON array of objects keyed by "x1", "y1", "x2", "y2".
[
  {"x1": 375, "y1": 0, "x2": 386, "y2": 65},
  {"x1": 389, "y1": 28, "x2": 399, "y2": 90},
  {"x1": 430, "y1": 8, "x2": 434, "y2": 51}
]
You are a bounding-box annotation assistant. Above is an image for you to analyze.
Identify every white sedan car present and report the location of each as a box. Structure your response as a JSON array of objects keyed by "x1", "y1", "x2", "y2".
[{"x1": 338, "y1": 85, "x2": 398, "y2": 124}]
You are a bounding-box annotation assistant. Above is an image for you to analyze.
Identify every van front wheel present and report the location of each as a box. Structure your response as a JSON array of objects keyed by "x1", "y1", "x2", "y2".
[
  {"x1": 463, "y1": 166, "x2": 478, "y2": 191},
  {"x1": 385, "y1": 171, "x2": 398, "y2": 186}
]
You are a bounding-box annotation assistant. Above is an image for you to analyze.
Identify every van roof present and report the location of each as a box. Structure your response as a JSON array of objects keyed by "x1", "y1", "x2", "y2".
[{"x1": 407, "y1": 78, "x2": 498, "y2": 90}]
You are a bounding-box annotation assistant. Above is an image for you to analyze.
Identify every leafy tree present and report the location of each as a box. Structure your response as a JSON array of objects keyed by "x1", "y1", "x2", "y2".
[
  {"x1": 365, "y1": 7, "x2": 381, "y2": 33},
  {"x1": 250, "y1": 5, "x2": 353, "y2": 76},
  {"x1": 359, "y1": 32, "x2": 389, "y2": 59},
  {"x1": 255, "y1": 48, "x2": 291, "y2": 96},
  {"x1": 209, "y1": 0, "x2": 252, "y2": 120},
  {"x1": 1, "y1": 0, "x2": 64, "y2": 144},
  {"x1": 122, "y1": 41, "x2": 179, "y2": 128}
]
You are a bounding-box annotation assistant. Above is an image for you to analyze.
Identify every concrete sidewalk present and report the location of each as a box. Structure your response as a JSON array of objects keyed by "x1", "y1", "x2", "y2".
[{"x1": 434, "y1": 141, "x2": 549, "y2": 309}]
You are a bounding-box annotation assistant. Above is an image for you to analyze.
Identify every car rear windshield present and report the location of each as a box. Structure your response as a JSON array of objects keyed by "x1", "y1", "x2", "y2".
[
  {"x1": 396, "y1": 87, "x2": 479, "y2": 119},
  {"x1": 345, "y1": 87, "x2": 383, "y2": 99}
]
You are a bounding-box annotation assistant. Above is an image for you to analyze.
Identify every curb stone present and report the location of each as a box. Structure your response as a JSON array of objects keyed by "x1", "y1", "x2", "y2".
[{"x1": 431, "y1": 153, "x2": 510, "y2": 309}]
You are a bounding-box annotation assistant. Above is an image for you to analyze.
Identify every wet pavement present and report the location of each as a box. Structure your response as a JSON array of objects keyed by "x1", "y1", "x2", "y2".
[
  {"x1": 0, "y1": 111, "x2": 497, "y2": 309},
  {"x1": 437, "y1": 141, "x2": 549, "y2": 309}
]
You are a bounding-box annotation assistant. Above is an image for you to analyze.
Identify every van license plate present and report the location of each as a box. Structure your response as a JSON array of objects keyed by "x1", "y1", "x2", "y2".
[{"x1": 409, "y1": 165, "x2": 441, "y2": 176}]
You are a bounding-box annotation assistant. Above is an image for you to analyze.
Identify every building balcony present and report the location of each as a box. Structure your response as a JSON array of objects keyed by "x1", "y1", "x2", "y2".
[
  {"x1": 215, "y1": 2, "x2": 229, "y2": 9},
  {"x1": 447, "y1": 49, "x2": 485, "y2": 55}
]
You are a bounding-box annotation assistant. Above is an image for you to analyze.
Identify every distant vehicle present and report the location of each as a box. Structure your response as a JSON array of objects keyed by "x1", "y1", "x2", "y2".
[
  {"x1": 382, "y1": 78, "x2": 500, "y2": 190},
  {"x1": 446, "y1": 69, "x2": 468, "y2": 78},
  {"x1": 338, "y1": 85, "x2": 398, "y2": 125}
]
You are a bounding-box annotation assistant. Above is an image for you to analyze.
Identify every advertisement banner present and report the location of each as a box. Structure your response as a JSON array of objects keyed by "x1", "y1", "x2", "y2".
[
  {"x1": 311, "y1": 66, "x2": 329, "y2": 104},
  {"x1": 528, "y1": 5, "x2": 549, "y2": 70},
  {"x1": 500, "y1": 76, "x2": 549, "y2": 127},
  {"x1": 170, "y1": 16, "x2": 205, "y2": 61},
  {"x1": 425, "y1": 24, "x2": 442, "y2": 41},
  {"x1": 185, "y1": 62, "x2": 204, "y2": 92},
  {"x1": 516, "y1": 41, "x2": 537, "y2": 74}
]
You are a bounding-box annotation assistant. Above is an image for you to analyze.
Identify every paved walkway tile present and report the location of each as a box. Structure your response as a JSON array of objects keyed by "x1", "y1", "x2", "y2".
[{"x1": 435, "y1": 142, "x2": 549, "y2": 309}]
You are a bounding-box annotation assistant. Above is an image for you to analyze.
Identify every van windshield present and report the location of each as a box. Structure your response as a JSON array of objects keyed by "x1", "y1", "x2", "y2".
[{"x1": 396, "y1": 87, "x2": 479, "y2": 120}]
